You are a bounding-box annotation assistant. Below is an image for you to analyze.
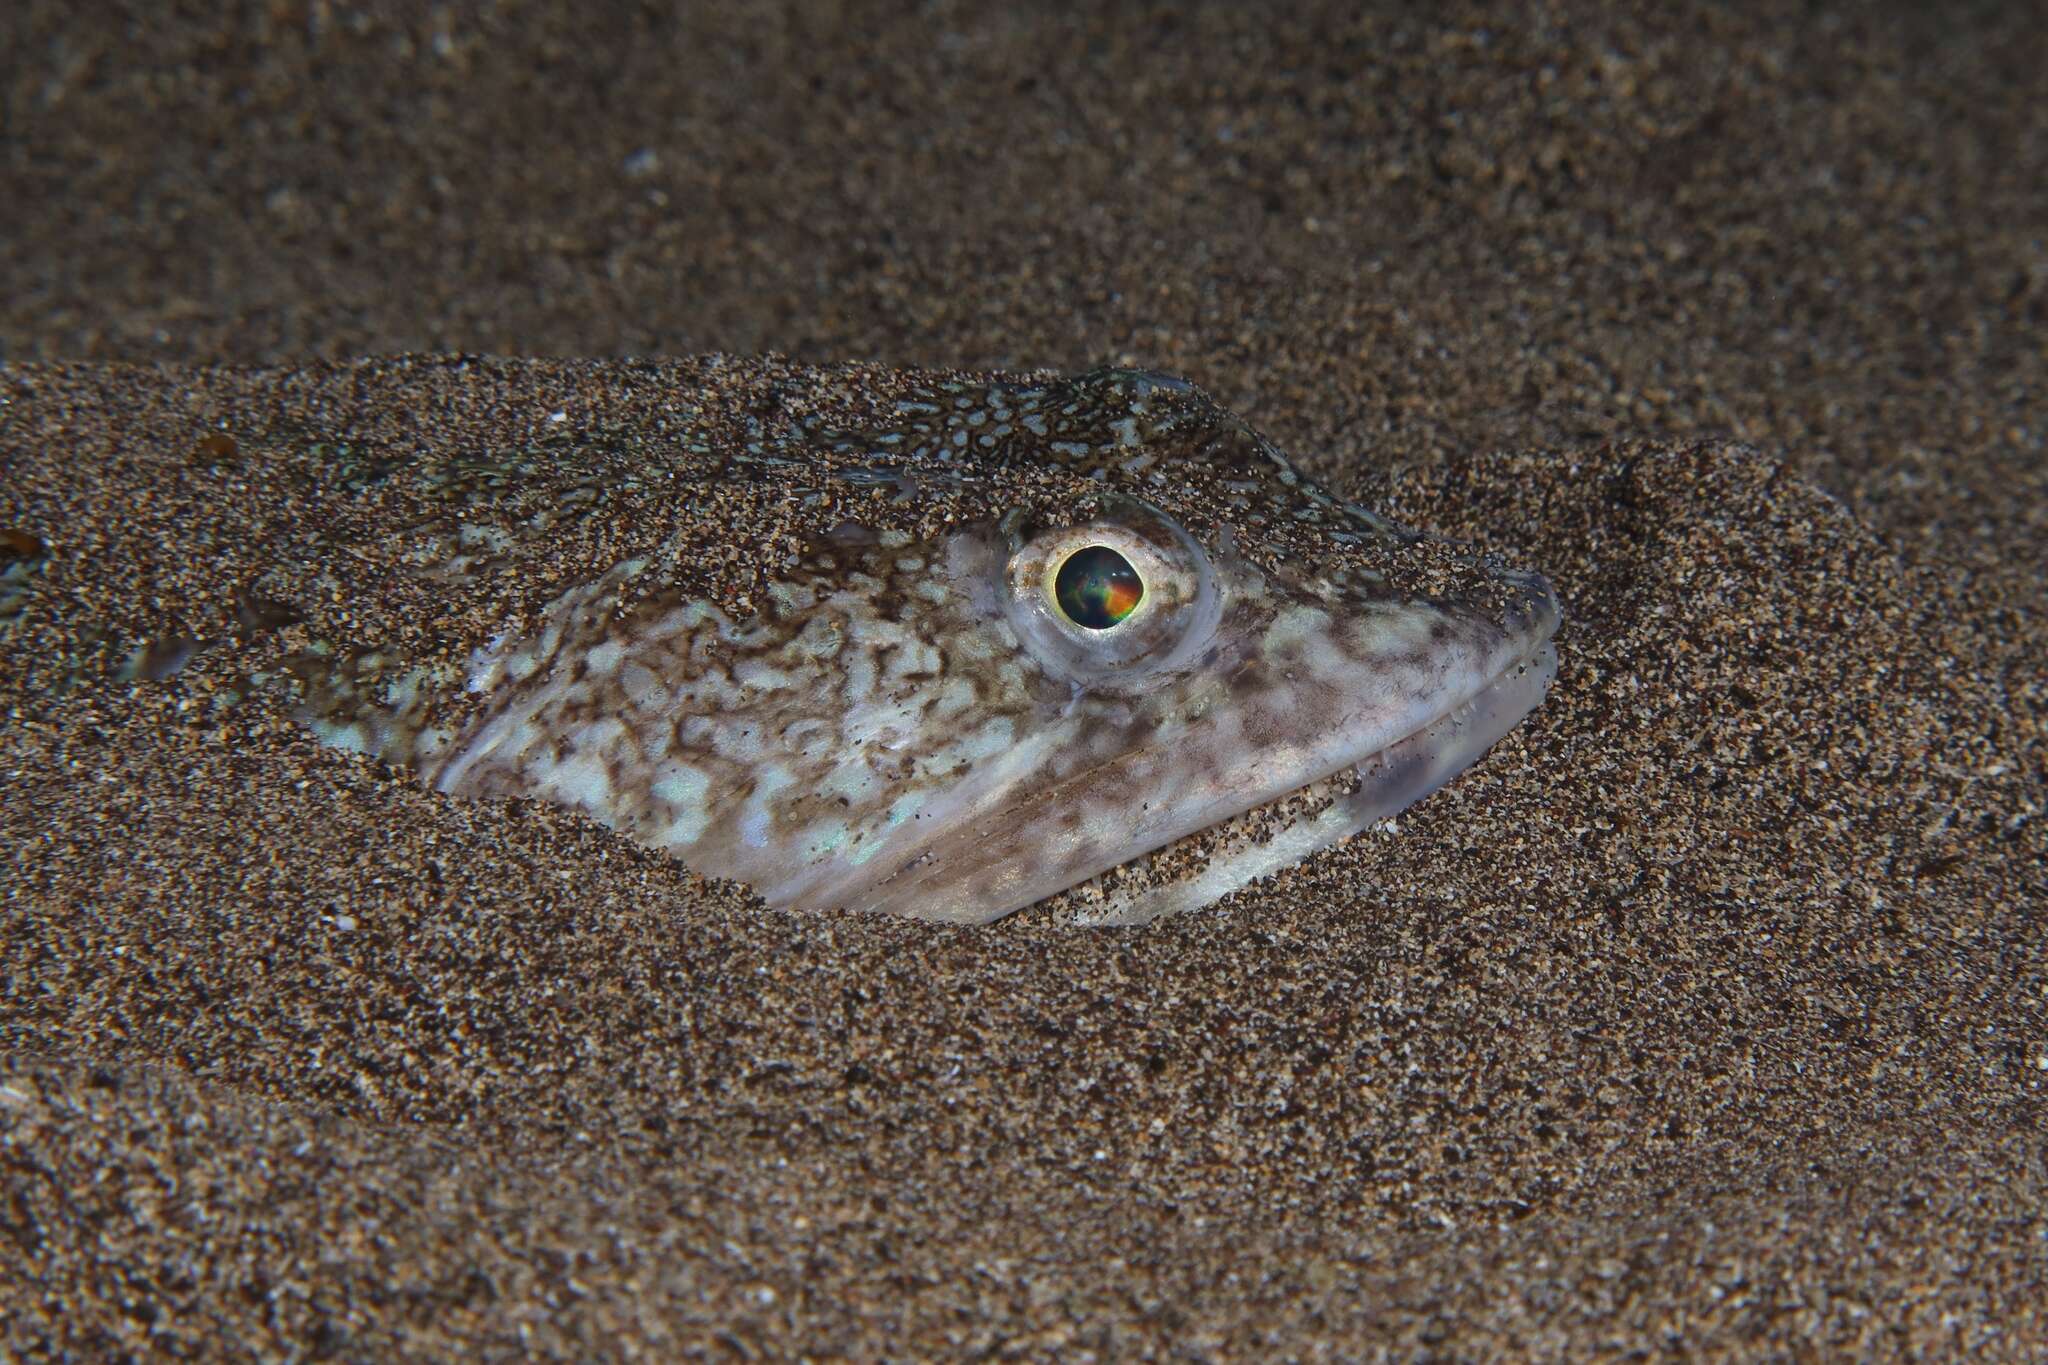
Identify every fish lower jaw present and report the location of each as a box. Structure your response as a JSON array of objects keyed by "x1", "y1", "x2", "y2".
[{"x1": 1067, "y1": 640, "x2": 1560, "y2": 927}]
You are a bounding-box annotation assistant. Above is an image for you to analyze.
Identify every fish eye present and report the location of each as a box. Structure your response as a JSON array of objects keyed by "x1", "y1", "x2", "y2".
[
  {"x1": 1001, "y1": 498, "x2": 1223, "y2": 689},
  {"x1": 1054, "y1": 545, "x2": 1144, "y2": 629}
]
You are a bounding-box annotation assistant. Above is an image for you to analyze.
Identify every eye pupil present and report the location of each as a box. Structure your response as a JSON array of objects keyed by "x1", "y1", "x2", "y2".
[{"x1": 1054, "y1": 546, "x2": 1144, "y2": 629}]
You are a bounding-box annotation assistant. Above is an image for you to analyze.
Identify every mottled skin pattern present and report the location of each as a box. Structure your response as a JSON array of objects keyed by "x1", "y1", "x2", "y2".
[{"x1": 299, "y1": 368, "x2": 1559, "y2": 924}]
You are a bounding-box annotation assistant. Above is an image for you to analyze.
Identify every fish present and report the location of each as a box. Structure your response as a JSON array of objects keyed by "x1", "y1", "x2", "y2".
[{"x1": 276, "y1": 364, "x2": 1559, "y2": 926}]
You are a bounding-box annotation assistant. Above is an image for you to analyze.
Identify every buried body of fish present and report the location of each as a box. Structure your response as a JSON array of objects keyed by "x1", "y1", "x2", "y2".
[{"x1": 293, "y1": 367, "x2": 1560, "y2": 925}]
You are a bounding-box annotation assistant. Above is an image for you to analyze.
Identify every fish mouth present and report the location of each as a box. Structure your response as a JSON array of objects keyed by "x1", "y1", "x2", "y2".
[
  {"x1": 1060, "y1": 635, "x2": 1559, "y2": 925},
  {"x1": 834, "y1": 577, "x2": 1562, "y2": 925}
]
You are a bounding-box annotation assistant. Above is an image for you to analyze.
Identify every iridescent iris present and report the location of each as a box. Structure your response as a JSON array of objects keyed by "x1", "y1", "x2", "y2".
[{"x1": 1054, "y1": 545, "x2": 1144, "y2": 629}]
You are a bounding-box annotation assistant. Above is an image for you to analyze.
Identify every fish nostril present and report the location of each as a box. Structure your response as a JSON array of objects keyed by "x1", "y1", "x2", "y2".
[{"x1": 1492, "y1": 570, "x2": 1561, "y2": 638}]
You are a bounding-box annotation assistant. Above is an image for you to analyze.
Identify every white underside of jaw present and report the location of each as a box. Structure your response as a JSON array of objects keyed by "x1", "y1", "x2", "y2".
[{"x1": 1069, "y1": 641, "x2": 1559, "y2": 926}]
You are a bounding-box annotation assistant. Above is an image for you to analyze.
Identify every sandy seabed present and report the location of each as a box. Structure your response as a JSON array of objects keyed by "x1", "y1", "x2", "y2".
[{"x1": 3, "y1": 3, "x2": 2044, "y2": 1359}]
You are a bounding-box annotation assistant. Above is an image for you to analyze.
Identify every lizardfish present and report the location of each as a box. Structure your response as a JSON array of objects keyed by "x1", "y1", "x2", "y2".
[{"x1": 284, "y1": 365, "x2": 1559, "y2": 924}]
